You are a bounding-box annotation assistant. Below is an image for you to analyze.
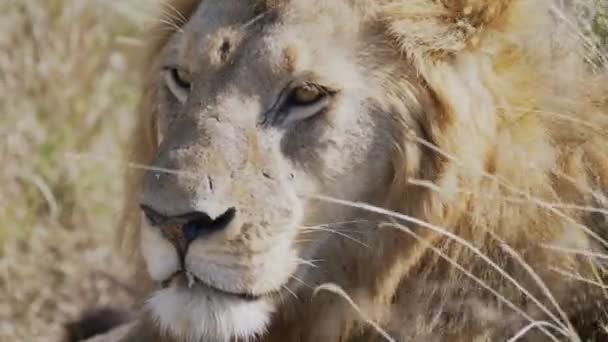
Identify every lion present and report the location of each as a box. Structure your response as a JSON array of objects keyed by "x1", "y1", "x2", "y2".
[{"x1": 68, "y1": 0, "x2": 608, "y2": 341}]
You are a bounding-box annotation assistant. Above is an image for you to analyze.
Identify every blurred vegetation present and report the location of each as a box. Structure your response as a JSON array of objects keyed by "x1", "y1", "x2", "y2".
[
  {"x1": 0, "y1": 1, "x2": 155, "y2": 340},
  {"x1": 593, "y1": 0, "x2": 608, "y2": 52},
  {"x1": 0, "y1": 1, "x2": 151, "y2": 243}
]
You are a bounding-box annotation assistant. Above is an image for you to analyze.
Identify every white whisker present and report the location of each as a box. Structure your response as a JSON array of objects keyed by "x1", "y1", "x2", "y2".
[
  {"x1": 507, "y1": 321, "x2": 566, "y2": 342},
  {"x1": 299, "y1": 226, "x2": 370, "y2": 248},
  {"x1": 282, "y1": 284, "x2": 299, "y2": 301},
  {"x1": 295, "y1": 258, "x2": 323, "y2": 269},
  {"x1": 289, "y1": 274, "x2": 314, "y2": 290},
  {"x1": 158, "y1": 18, "x2": 184, "y2": 34},
  {"x1": 300, "y1": 219, "x2": 370, "y2": 228},
  {"x1": 550, "y1": 267, "x2": 608, "y2": 290},
  {"x1": 313, "y1": 283, "x2": 395, "y2": 342},
  {"x1": 381, "y1": 222, "x2": 566, "y2": 342},
  {"x1": 541, "y1": 244, "x2": 608, "y2": 260},
  {"x1": 486, "y1": 230, "x2": 579, "y2": 342},
  {"x1": 64, "y1": 152, "x2": 201, "y2": 178},
  {"x1": 162, "y1": 2, "x2": 188, "y2": 26},
  {"x1": 308, "y1": 194, "x2": 572, "y2": 335}
]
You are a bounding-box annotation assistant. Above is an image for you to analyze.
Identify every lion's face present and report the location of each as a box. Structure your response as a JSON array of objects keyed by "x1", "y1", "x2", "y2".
[{"x1": 139, "y1": 1, "x2": 412, "y2": 339}]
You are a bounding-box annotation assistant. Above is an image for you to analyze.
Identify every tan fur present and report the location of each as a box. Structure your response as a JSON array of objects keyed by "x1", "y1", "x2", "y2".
[{"x1": 108, "y1": 0, "x2": 608, "y2": 341}]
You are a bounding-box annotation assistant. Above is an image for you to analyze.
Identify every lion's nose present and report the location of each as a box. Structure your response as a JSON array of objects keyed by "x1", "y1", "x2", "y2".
[{"x1": 141, "y1": 204, "x2": 236, "y2": 252}]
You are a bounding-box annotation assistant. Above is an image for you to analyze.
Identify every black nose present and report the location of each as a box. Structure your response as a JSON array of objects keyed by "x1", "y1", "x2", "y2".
[
  {"x1": 140, "y1": 205, "x2": 236, "y2": 250},
  {"x1": 180, "y1": 208, "x2": 236, "y2": 241}
]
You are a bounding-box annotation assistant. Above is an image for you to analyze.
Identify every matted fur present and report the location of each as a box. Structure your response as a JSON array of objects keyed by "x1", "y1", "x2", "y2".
[{"x1": 105, "y1": 0, "x2": 608, "y2": 341}]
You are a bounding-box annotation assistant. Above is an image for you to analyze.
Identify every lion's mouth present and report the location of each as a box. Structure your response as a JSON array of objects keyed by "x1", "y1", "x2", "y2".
[{"x1": 160, "y1": 271, "x2": 264, "y2": 302}]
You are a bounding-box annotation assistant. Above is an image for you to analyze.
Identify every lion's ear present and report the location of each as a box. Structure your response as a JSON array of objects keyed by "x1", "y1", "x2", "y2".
[{"x1": 377, "y1": 0, "x2": 511, "y2": 59}]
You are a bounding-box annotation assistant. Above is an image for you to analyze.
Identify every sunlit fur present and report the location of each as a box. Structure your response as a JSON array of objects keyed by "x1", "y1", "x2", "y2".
[{"x1": 111, "y1": 0, "x2": 608, "y2": 341}]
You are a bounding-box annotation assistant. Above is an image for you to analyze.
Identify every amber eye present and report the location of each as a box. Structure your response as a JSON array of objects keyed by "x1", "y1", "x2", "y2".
[
  {"x1": 288, "y1": 84, "x2": 325, "y2": 106},
  {"x1": 277, "y1": 83, "x2": 334, "y2": 125}
]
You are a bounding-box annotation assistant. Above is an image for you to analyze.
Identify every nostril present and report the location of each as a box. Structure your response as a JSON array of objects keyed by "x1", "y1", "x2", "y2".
[
  {"x1": 181, "y1": 207, "x2": 236, "y2": 242},
  {"x1": 140, "y1": 204, "x2": 236, "y2": 248},
  {"x1": 211, "y1": 207, "x2": 236, "y2": 231},
  {"x1": 183, "y1": 221, "x2": 202, "y2": 242}
]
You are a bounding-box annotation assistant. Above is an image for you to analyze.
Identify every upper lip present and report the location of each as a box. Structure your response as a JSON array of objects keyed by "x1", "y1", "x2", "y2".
[{"x1": 161, "y1": 271, "x2": 265, "y2": 301}]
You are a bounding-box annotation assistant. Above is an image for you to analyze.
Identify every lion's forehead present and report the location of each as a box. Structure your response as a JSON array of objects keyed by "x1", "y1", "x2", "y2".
[
  {"x1": 173, "y1": 0, "x2": 362, "y2": 71},
  {"x1": 188, "y1": 0, "x2": 258, "y2": 33}
]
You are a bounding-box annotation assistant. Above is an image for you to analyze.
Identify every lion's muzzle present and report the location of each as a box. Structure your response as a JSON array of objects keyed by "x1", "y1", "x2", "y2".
[
  {"x1": 141, "y1": 204, "x2": 237, "y2": 258},
  {"x1": 137, "y1": 98, "x2": 301, "y2": 298}
]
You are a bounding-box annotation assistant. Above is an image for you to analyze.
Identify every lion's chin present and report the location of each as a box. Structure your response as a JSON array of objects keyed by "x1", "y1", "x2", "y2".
[{"x1": 146, "y1": 285, "x2": 274, "y2": 341}]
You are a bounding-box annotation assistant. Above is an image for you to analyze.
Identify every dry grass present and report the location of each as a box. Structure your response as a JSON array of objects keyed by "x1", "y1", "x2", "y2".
[
  {"x1": 0, "y1": 1, "x2": 158, "y2": 341},
  {"x1": 591, "y1": 0, "x2": 608, "y2": 54},
  {"x1": 0, "y1": 0, "x2": 606, "y2": 342}
]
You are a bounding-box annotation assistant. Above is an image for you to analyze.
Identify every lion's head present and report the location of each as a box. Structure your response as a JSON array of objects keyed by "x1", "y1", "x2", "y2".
[{"x1": 115, "y1": 0, "x2": 608, "y2": 341}]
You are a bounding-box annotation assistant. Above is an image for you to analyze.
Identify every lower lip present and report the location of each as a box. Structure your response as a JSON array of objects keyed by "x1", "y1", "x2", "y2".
[{"x1": 162, "y1": 272, "x2": 261, "y2": 302}]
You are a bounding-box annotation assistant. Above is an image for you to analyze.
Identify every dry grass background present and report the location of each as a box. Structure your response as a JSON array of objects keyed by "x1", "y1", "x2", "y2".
[
  {"x1": 0, "y1": 1, "x2": 606, "y2": 342},
  {"x1": 0, "y1": 1, "x2": 159, "y2": 341}
]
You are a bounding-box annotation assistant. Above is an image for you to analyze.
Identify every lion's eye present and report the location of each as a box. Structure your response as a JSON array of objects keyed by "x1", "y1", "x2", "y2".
[
  {"x1": 279, "y1": 83, "x2": 332, "y2": 125},
  {"x1": 290, "y1": 85, "x2": 324, "y2": 106},
  {"x1": 163, "y1": 66, "x2": 191, "y2": 103}
]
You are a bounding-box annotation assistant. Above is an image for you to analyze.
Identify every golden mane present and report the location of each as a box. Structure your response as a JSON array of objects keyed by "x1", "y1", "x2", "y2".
[{"x1": 116, "y1": 0, "x2": 608, "y2": 339}]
